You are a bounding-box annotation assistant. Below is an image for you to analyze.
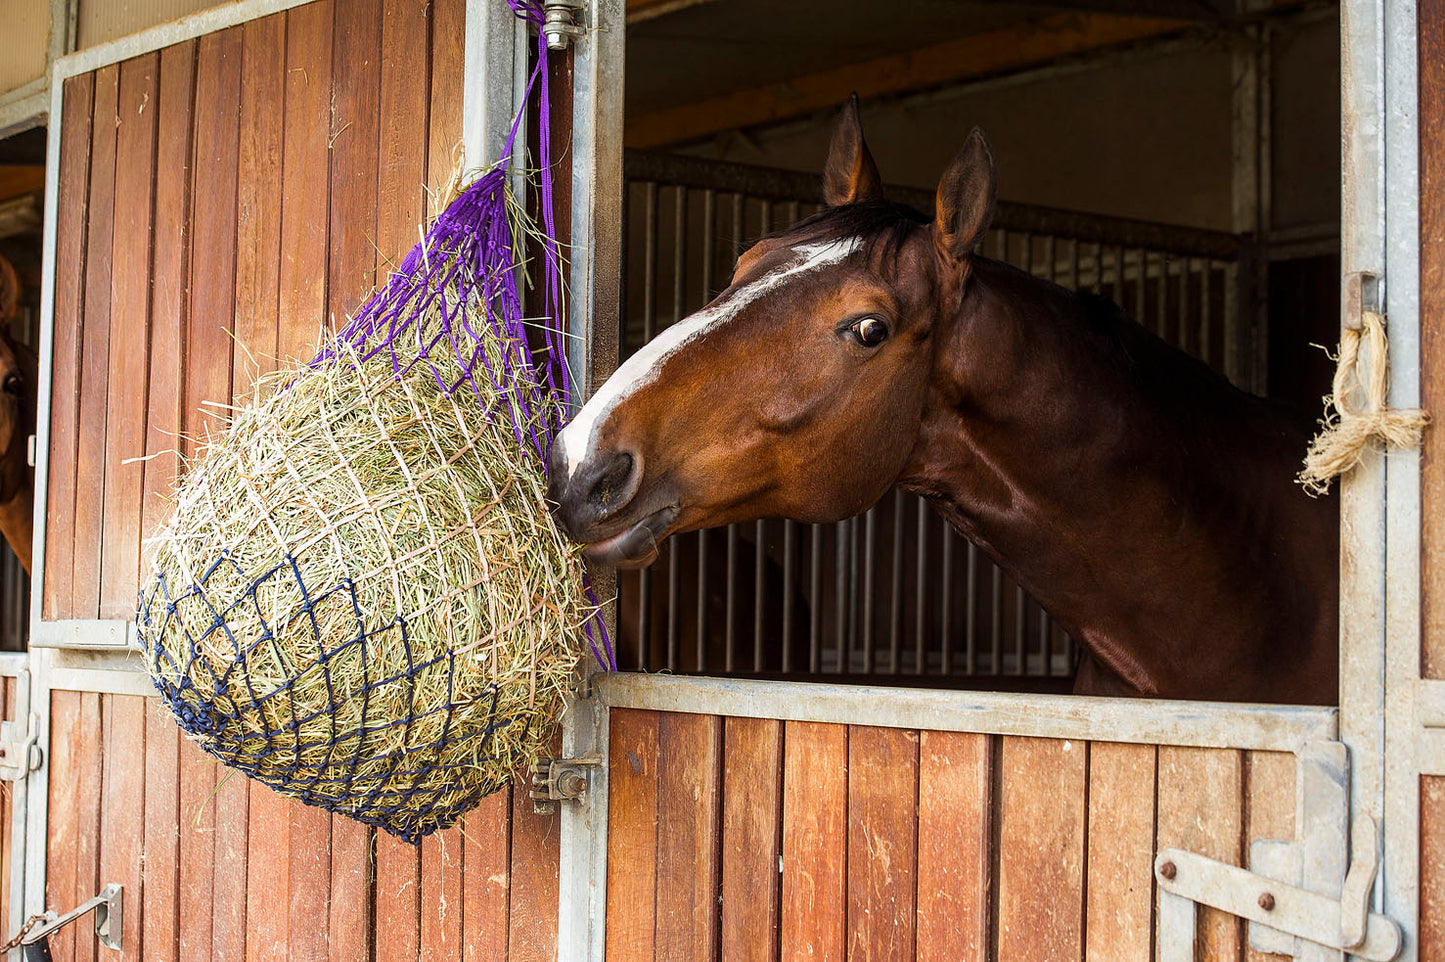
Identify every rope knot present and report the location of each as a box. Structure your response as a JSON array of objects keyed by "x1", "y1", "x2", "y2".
[{"x1": 1298, "y1": 309, "x2": 1428, "y2": 496}]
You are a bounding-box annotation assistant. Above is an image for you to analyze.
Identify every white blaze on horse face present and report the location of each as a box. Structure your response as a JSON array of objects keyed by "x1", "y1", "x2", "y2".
[{"x1": 556, "y1": 237, "x2": 864, "y2": 482}]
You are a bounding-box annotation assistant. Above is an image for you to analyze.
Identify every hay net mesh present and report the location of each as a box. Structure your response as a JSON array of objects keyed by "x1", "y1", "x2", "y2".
[{"x1": 135, "y1": 0, "x2": 611, "y2": 843}]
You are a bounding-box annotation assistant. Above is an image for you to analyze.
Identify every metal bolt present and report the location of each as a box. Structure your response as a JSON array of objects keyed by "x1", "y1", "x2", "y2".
[
  {"x1": 558, "y1": 769, "x2": 588, "y2": 798},
  {"x1": 1159, "y1": 861, "x2": 1177, "y2": 880},
  {"x1": 1258, "y1": 892, "x2": 1275, "y2": 911}
]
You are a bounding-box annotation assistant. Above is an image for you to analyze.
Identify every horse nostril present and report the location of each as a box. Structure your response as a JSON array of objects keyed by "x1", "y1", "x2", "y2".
[{"x1": 588, "y1": 452, "x2": 637, "y2": 517}]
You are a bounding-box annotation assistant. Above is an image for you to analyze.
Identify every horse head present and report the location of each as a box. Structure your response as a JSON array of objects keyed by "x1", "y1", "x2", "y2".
[{"x1": 549, "y1": 97, "x2": 995, "y2": 567}]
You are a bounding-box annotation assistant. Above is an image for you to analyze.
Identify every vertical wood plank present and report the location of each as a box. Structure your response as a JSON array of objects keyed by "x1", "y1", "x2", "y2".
[
  {"x1": 507, "y1": 767, "x2": 560, "y2": 962},
  {"x1": 656, "y1": 712, "x2": 723, "y2": 962},
  {"x1": 98, "y1": 52, "x2": 158, "y2": 619},
  {"x1": 1422, "y1": 777, "x2": 1445, "y2": 960},
  {"x1": 846, "y1": 726, "x2": 918, "y2": 962},
  {"x1": 141, "y1": 40, "x2": 196, "y2": 575},
  {"x1": 425, "y1": 0, "x2": 464, "y2": 220},
  {"x1": 43, "y1": 73, "x2": 95, "y2": 620},
  {"x1": 1085, "y1": 742, "x2": 1157, "y2": 962},
  {"x1": 720, "y1": 716, "x2": 782, "y2": 962},
  {"x1": 71, "y1": 64, "x2": 120, "y2": 620},
  {"x1": 276, "y1": 6, "x2": 336, "y2": 958},
  {"x1": 1421, "y1": 0, "x2": 1445, "y2": 681},
  {"x1": 276, "y1": 0, "x2": 334, "y2": 365},
  {"x1": 375, "y1": 834, "x2": 421, "y2": 962},
  {"x1": 420, "y1": 830, "x2": 463, "y2": 960},
  {"x1": 326, "y1": 4, "x2": 383, "y2": 954},
  {"x1": 1244, "y1": 751, "x2": 1296, "y2": 962},
  {"x1": 245, "y1": 785, "x2": 292, "y2": 960},
  {"x1": 376, "y1": 0, "x2": 431, "y2": 275},
  {"x1": 916, "y1": 730, "x2": 991, "y2": 962},
  {"x1": 606, "y1": 709, "x2": 660, "y2": 962},
  {"x1": 100, "y1": 695, "x2": 147, "y2": 961},
  {"x1": 780, "y1": 720, "x2": 846, "y2": 962},
  {"x1": 45, "y1": 691, "x2": 81, "y2": 962},
  {"x1": 178, "y1": 739, "x2": 216, "y2": 962},
  {"x1": 234, "y1": 13, "x2": 286, "y2": 385},
  {"x1": 1157, "y1": 747, "x2": 1244, "y2": 962},
  {"x1": 997, "y1": 736, "x2": 1087, "y2": 962},
  {"x1": 73, "y1": 694, "x2": 104, "y2": 962},
  {"x1": 212, "y1": 772, "x2": 250, "y2": 960},
  {"x1": 461, "y1": 790, "x2": 511, "y2": 962},
  {"x1": 142, "y1": 703, "x2": 181, "y2": 962}
]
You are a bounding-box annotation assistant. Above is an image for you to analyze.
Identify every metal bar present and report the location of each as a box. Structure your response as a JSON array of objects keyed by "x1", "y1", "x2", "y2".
[
  {"x1": 834, "y1": 520, "x2": 848, "y2": 674},
  {"x1": 965, "y1": 542, "x2": 978, "y2": 675},
  {"x1": 1013, "y1": 585, "x2": 1026, "y2": 676},
  {"x1": 914, "y1": 497, "x2": 926, "y2": 675},
  {"x1": 622, "y1": 151, "x2": 1244, "y2": 260},
  {"x1": 888, "y1": 491, "x2": 903, "y2": 674},
  {"x1": 862, "y1": 508, "x2": 876, "y2": 675},
  {"x1": 754, "y1": 520, "x2": 765, "y2": 673},
  {"x1": 1157, "y1": 252, "x2": 1169, "y2": 341},
  {"x1": 781, "y1": 520, "x2": 796, "y2": 673},
  {"x1": 636, "y1": 568, "x2": 651, "y2": 671},
  {"x1": 990, "y1": 564, "x2": 1003, "y2": 675},
  {"x1": 809, "y1": 524, "x2": 821, "y2": 673},
  {"x1": 696, "y1": 530, "x2": 708, "y2": 674},
  {"x1": 597, "y1": 674, "x2": 1339, "y2": 752},
  {"x1": 641, "y1": 181, "x2": 657, "y2": 343},
  {"x1": 940, "y1": 522, "x2": 954, "y2": 675},
  {"x1": 1133, "y1": 248, "x2": 1148, "y2": 325},
  {"x1": 1178, "y1": 251, "x2": 1191, "y2": 352},
  {"x1": 725, "y1": 525, "x2": 737, "y2": 672},
  {"x1": 1199, "y1": 258, "x2": 1212, "y2": 367}
]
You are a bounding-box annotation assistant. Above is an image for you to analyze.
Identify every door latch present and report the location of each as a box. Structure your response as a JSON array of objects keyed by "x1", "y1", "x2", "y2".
[
  {"x1": 0, "y1": 712, "x2": 43, "y2": 782},
  {"x1": 529, "y1": 754, "x2": 600, "y2": 814},
  {"x1": 20, "y1": 883, "x2": 123, "y2": 960}
]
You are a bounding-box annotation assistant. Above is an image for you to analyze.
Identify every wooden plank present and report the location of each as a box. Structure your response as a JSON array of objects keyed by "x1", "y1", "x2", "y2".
[
  {"x1": 1422, "y1": 0, "x2": 1445, "y2": 680},
  {"x1": 1084, "y1": 742, "x2": 1157, "y2": 962},
  {"x1": 656, "y1": 712, "x2": 723, "y2": 961},
  {"x1": 420, "y1": 829, "x2": 463, "y2": 960},
  {"x1": 846, "y1": 726, "x2": 919, "y2": 961},
  {"x1": 425, "y1": 0, "x2": 464, "y2": 219},
  {"x1": 73, "y1": 693, "x2": 104, "y2": 962},
  {"x1": 780, "y1": 720, "x2": 847, "y2": 962},
  {"x1": 212, "y1": 771, "x2": 250, "y2": 960},
  {"x1": 325, "y1": 5, "x2": 383, "y2": 954},
  {"x1": 142, "y1": 702, "x2": 181, "y2": 962},
  {"x1": 185, "y1": 27, "x2": 242, "y2": 455},
  {"x1": 43, "y1": 72, "x2": 95, "y2": 620},
  {"x1": 1244, "y1": 751, "x2": 1296, "y2": 962},
  {"x1": 71, "y1": 63, "x2": 120, "y2": 620},
  {"x1": 233, "y1": 13, "x2": 287, "y2": 386},
  {"x1": 916, "y1": 730, "x2": 991, "y2": 962},
  {"x1": 461, "y1": 790, "x2": 511, "y2": 962},
  {"x1": 374, "y1": 834, "x2": 421, "y2": 962},
  {"x1": 508, "y1": 744, "x2": 561, "y2": 962},
  {"x1": 276, "y1": 0, "x2": 334, "y2": 365},
  {"x1": 140, "y1": 40, "x2": 196, "y2": 580},
  {"x1": 1156, "y1": 746, "x2": 1244, "y2": 962},
  {"x1": 244, "y1": 784, "x2": 292, "y2": 960},
  {"x1": 178, "y1": 735, "x2": 216, "y2": 962},
  {"x1": 45, "y1": 691, "x2": 81, "y2": 962},
  {"x1": 997, "y1": 735, "x2": 1087, "y2": 961},
  {"x1": 97, "y1": 52, "x2": 158, "y2": 620},
  {"x1": 1423, "y1": 776, "x2": 1445, "y2": 960},
  {"x1": 720, "y1": 716, "x2": 783, "y2": 962},
  {"x1": 99, "y1": 695, "x2": 147, "y2": 960},
  {"x1": 375, "y1": 0, "x2": 430, "y2": 274},
  {"x1": 605, "y1": 708, "x2": 660, "y2": 962},
  {"x1": 625, "y1": 14, "x2": 1181, "y2": 148}
]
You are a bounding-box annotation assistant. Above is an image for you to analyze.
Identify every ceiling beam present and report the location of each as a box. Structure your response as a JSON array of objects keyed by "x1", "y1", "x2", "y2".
[
  {"x1": 625, "y1": 13, "x2": 1185, "y2": 149},
  {"x1": 625, "y1": 0, "x2": 722, "y2": 25}
]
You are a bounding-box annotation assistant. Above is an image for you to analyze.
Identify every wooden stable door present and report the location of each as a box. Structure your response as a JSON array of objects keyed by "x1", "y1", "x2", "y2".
[{"x1": 25, "y1": 1, "x2": 583, "y2": 958}]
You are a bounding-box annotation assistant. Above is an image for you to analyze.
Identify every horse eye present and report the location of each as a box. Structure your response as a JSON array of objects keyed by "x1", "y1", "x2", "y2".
[
  {"x1": 850, "y1": 316, "x2": 889, "y2": 347},
  {"x1": 2, "y1": 376, "x2": 20, "y2": 397}
]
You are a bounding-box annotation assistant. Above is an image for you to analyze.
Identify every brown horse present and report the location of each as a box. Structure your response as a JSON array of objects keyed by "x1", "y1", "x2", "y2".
[
  {"x1": 0, "y1": 256, "x2": 36, "y2": 574},
  {"x1": 550, "y1": 100, "x2": 1338, "y2": 704}
]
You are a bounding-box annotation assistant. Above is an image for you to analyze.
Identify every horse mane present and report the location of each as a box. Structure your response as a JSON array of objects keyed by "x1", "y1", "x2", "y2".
[{"x1": 775, "y1": 199, "x2": 930, "y2": 273}]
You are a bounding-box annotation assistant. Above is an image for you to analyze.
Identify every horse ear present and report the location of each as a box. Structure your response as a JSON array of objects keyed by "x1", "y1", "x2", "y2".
[
  {"x1": 823, "y1": 94, "x2": 883, "y2": 206},
  {"x1": 934, "y1": 127, "x2": 997, "y2": 262}
]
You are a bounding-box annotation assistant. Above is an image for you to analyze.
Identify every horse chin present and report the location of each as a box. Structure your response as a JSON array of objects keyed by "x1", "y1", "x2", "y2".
[{"x1": 580, "y1": 504, "x2": 679, "y2": 569}]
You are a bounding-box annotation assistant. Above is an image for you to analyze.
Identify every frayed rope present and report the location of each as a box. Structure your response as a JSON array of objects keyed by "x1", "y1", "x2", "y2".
[{"x1": 1298, "y1": 309, "x2": 1428, "y2": 496}]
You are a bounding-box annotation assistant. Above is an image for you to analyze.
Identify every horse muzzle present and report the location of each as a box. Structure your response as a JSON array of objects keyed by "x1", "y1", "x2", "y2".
[{"x1": 546, "y1": 441, "x2": 680, "y2": 567}]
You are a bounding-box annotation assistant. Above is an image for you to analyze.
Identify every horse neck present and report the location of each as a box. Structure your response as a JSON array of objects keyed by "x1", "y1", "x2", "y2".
[{"x1": 0, "y1": 486, "x2": 31, "y2": 576}]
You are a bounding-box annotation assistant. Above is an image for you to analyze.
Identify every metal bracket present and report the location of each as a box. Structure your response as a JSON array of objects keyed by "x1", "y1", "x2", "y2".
[
  {"x1": 21, "y1": 883, "x2": 122, "y2": 951},
  {"x1": 529, "y1": 754, "x2": 600, "y2": 814},
  {"x1": 541, "y1": 0, "x2": 584, "y2": 50},
  {"x1": 1156, "y1": 740, "x2": 1402, "y2": 962},
  {"x1": 0, "y1": 711, "x2": 41, "y2": 782},
  {"x1": 1344, "y1": 270, "x2": 1381, "y2": 331}
]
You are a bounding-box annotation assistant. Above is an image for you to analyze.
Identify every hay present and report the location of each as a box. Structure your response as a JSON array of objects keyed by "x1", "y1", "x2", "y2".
[{"x1": 136, "y1": 332, "x2": 589, "y2": 842}]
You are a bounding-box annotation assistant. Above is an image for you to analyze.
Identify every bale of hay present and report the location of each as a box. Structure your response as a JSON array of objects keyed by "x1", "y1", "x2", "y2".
[{"x1": 136, "y1": 288, "x2": 590, "y2": 843}]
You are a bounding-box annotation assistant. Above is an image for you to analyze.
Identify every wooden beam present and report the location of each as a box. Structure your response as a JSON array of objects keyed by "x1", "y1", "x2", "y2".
[
  {"x1": 625, "y1": 13, "x2": 1183, "y2": 148},
  {"x1": 626, "y1": 0, "x2": 721, "y2": 24}
]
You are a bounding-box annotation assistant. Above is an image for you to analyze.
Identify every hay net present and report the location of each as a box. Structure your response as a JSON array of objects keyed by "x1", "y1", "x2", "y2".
[{"x1": 135, "y1": 0, "x2": 610, "y2": 843}]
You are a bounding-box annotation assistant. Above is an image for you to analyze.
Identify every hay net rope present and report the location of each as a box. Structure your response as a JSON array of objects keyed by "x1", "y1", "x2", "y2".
[{"x1": 136, "y1": 0, "x2": 610, "y2": 843}]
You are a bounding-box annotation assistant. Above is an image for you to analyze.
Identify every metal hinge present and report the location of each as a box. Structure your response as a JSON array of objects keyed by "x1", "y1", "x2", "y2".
[
  {"x1": 540, "y1": 0, "x2": 584, "y2": 50},
  {"x1": 0, "y1": 668, "x2": 40, "y2": 782},
  {"x1": 529, "y1": 754, "x2": 600, "y2": 814},
  {"x1": 1154, "y1": 740, "x2": 1402, "y2": 961},
  {"x1": 20, "y1": 883, "x2": 122, "y2": 958}
]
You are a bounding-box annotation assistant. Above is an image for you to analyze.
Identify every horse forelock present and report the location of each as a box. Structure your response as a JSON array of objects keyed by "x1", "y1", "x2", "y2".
[{"x1": 556, "y1": 235, "x2": 866, "y2": 481}]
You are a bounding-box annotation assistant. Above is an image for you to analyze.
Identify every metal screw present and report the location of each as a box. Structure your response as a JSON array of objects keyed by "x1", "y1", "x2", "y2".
[
  {"x1": 1159, "y1": 861, "x2": 1177, "y2": 880},
  {"x1": 1258, "y1": 892, "x2": 1275, "y2": 911},
  {"x1": 558, "y1": 770, "x2": 588, "y2": 798}
]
